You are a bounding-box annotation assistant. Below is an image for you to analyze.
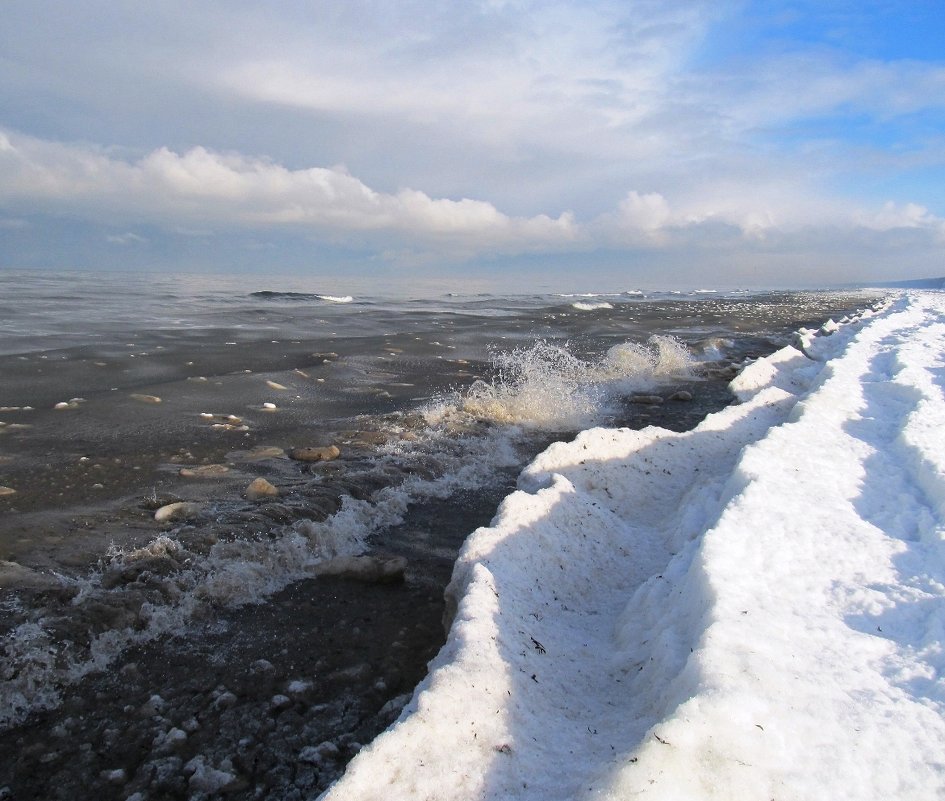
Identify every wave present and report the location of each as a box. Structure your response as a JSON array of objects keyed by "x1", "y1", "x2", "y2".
[
  {"x1": 696, "y1": 336, "x2": 736, "y2": 360},
  {"x1": 250, "y1": 290, "x2": 319, "y2": 300},
  {"x1": 424, "y1": 336, "x2": 693, "y2": 430},
  {"x1": 0, "y1": 334, "x2": 693, "y2": 728},
  {"x1": 2, "y1": 360, "x2": 567, "y2": 729},
  {"x1": 249, "y1": 291, "x2": 354, "y2": 303},
  {"x1": 556, "y1": 293, "x2": 622, "y2": 298},
  {"x1": 323, "y1": 300, "x2": 899, "y2": 800},
  {"x1": 572, "y1": 300, "x2": 614, "y2": 311},
  {"x1": 0, "y1": 421, "x2": 524, "y2": 729}
]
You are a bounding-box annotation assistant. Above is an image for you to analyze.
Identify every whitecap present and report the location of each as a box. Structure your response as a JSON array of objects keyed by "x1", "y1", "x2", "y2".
[
  {"x1": 0, "y1": 416, "x2": 525, "y2": 728},
  {"x1": 424, "y1": 336, "x2": 693, "y2": 430}
]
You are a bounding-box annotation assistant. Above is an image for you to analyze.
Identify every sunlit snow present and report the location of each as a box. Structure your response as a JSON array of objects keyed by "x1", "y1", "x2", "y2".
[{"x1": 322, "y1": 291, "x2": 945, "y2": 800}]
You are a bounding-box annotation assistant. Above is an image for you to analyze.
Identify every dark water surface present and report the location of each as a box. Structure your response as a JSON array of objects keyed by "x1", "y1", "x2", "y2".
[{"x1": 0, "y1": 269, "x2": 881, "y2": 799}]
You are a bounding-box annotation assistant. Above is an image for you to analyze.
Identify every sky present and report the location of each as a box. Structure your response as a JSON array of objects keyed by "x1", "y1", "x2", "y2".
[{"x1": 0, "y1": 0, "x2": 943, "y2": 289}]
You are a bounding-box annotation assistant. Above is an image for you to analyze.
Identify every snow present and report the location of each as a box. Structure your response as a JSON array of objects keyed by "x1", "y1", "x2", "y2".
[{"x1": 321, "y1": 291, "x2": 945, "y2": 800}]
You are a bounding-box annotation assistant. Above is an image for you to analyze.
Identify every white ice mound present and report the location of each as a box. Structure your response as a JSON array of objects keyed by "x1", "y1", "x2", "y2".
[{"x1": 322, "y1": 292, "x2": 945, "y2": 801}]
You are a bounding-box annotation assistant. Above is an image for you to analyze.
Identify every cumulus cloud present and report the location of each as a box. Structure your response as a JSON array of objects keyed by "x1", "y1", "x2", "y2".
[
  {"x1": 2, "y1": 125, "x2": 943, "y2": 271},
  {"x1": 594, "y1": 180, "x2": 945, "y2": 253},
  {"x1": 0, "y1": 130, "x2": 576, "y2": 254},
  {"x1": 2, "y1": 2, "x2": 943, "y2": 280},
  {"x1": 616, "y1": 191, "x2": 672, "y2": 232},
  {"x1": 1, "y1": 0, "x2": 944, "y2": 281},
  {"x1": 861, "y1": 201, "x2": 943, "y2": 233}
]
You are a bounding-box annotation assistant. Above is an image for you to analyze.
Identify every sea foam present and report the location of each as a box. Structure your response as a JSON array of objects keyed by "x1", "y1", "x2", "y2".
[
  {"x1": 426, "y1": 336, "x2": 693, "y2": 430},
  {"x1": 0, "y1": 333, "x2": 693, "y2": 728},
  {"x1": 316, "y1": 295, "x2": 354, "y2": 304},
  {"x1": 0, "y1": 407, "x2": 525, "y2": 728}
]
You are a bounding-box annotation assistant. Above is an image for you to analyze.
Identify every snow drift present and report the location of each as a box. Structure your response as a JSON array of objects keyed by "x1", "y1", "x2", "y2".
[{"x1": 322, "y1": 292, "x2": 945, "y2": 800}]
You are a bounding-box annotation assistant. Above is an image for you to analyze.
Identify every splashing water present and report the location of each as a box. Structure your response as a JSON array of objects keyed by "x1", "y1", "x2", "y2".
[
  {"x1": 0, "y1": 336, "x2": 693, "y2": 728},
  {"x1": 0, "y1": 421, "x2": 524, "y2": 728},
  {"x1": 428, "y1": 336, "x2": 694, "y2": 430},
  {"x1": 597, "y1": 335, "x2": 693, "y2": 379}
]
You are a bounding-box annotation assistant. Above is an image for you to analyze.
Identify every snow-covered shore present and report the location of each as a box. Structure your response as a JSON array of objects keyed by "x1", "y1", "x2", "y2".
[{"x1": 323, "y1": 291, "x2": 945, "y2": 800}]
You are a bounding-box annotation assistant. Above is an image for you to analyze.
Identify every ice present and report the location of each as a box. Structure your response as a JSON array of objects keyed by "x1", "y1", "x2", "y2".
[{"x1": 323, "y1": 291, "x2": 945, "y2": 800}]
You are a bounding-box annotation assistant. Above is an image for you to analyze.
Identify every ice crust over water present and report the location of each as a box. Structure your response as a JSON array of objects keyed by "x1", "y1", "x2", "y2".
[{"x1": 324, "y1": 292, "x2": 945, "y2": 800}]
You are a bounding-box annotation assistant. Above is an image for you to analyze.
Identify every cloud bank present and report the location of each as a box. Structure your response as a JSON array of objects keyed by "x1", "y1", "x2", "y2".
[
  {"x1": 2, "y1": 129, "x2": 940, "y2": 255},
  {"x1": 0, "y1": 130, "x2": 577, "y2": 252},
  {"x1": 0, "y1": 1, "x2": 943, "y2": 284}
]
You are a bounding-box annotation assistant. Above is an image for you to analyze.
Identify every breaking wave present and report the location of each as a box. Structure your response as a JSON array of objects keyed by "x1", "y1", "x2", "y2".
[
  {"x1": 0, "y1": 418, "x2": 521, "y2": 728},
  {"x1": 425, "y1": 336, "x2": 693, "y2": 430},
  {"x1": 249, "y1": 291, "x2": 354, "y2": 303},
  {"x1": 0, "y1": 335, "x2": 691, "y2": 728}
]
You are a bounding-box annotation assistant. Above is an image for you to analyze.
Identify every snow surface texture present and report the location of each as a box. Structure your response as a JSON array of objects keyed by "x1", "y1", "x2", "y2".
[{"x1": 322, "y1": 292, "x2": 945, "y2": 801}]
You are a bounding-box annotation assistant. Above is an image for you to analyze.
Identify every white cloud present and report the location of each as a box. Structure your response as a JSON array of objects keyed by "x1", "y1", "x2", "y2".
[
  {"x1": 2, "y1": 3, "x2": 943, "y2": 260},
  {"x1": 861, "y1": 201, "x2": 942, "y2": 233},
  {"x1": 210, "y1": 1, "x2": 719, "y2": 167},
  {"x1": 617, "y1": 191, "x2": 672, "y2": 231},
  {"x1": 2, "y1": 125, "x2": 942, "y2": 272},
  {"x1": 105, "y1": 232, "x2": 148, "y2": 245},
  {"x1": 0, "y1": 130, "x2": 576, "y2": 253}
]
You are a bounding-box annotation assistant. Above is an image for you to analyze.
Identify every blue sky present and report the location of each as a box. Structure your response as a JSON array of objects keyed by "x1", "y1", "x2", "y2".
[{"x1": 0, "y1": 0, "x2": 943, "y2": 288}]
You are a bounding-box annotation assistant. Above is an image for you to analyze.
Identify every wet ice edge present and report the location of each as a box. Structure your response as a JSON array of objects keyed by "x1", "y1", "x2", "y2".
[{"x1": 323, "y1": 292, "x2": 945, "y2": 801}]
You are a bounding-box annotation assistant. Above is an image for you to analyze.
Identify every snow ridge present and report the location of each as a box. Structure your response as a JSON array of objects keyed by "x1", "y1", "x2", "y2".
[{"x1": 322, "y1": 293, "x2": 945, "y2": 801}]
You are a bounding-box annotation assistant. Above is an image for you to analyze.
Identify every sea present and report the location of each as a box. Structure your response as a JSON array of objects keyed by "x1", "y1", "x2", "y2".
[{"x1": 0, "y1": 268, "x2": 881, "y2": 800}]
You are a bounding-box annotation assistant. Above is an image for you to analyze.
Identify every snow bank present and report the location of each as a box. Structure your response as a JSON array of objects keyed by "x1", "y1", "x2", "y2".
[{"x1": 322, "y1": 292, "x2": 945, "y2": 800}]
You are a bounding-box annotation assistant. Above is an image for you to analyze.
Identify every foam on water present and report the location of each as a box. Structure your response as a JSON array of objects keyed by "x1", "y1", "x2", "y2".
[
  {"x1": 0, "y1": 331, "x2": 698, "y2": 726},
  {"x1": 572, "y1": 300, "x2": 614, "y2": 311},
  {"x1": 597, "y1": 336, "x2": 693, "y2": 379},
  {"x1": 0, "y1": 279, "x2": 877, "y2": 735},
  {"x1": 426, "y1": 336, "x2": 693, "y2": 430},
  {"x1": 248, "y1": 290, "x2": 354, "y2": 303},
  {"x1": 0, "y1": 530, "x2": 324, "y2": 727},
  {"x1": 0, "y1": 410, "x2": 524, "y2": 728}
]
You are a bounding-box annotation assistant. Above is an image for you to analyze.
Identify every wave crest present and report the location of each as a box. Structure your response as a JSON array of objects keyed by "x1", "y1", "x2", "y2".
[{"x1": 427, "y1": 336, "x2": 693, "y2": 429}]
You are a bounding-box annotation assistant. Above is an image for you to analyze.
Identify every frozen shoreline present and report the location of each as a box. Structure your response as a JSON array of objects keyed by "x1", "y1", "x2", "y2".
[{"x1": 324, "y1": 291, "x2": 945, "y2": 800}]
